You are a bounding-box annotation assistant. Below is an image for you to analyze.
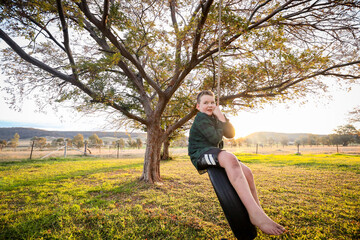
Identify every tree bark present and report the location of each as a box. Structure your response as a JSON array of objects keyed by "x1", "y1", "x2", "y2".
[{"x1": 140, "y1": 123, "x2": 163, "y2": 183}]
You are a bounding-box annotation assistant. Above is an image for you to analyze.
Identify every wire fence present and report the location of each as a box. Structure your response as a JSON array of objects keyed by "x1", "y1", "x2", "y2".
[
  {"x1": 0, "y1": 144, "x2": 145, "y2": 160},
  {"x1": 1, "y1": 144, "x2": 359, "y2": 161}
]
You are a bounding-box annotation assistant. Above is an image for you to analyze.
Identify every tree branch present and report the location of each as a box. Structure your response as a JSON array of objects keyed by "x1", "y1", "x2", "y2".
[
  {"x1": 220, "y1": 91, "x2": 277, "y2": 103},
  {"x1": 279, "y1": 60, "x2": 360, "y2": 91},
  {"x1": 221, "y1": 59, "x2": 360, "y2": 103},
  {"x1": 0, "y1": 28, "x2": 148, "y2": 125},
  {"x1": 165, "y1": 106, "x2": 198, "y2": 137},
  {"x1": 74, "y1": 16, "x2": 153, "y2": 116},
  {"x1": 91, "y1": 98, "x2": 148, "y2": 125},
  {"x1": 169, "y1": 0, "x2": 182, "y2": 75},
  {"x1": 77, "y1": 0, "x2": 164, "y2": 98},
  {"x1": 102, "y1": 0, "x2": 110, "y2": 28},
  {"x1": 23, "y1": 14, "x2": 66, "y2": 52},
  {"x1": 0, "y1": 28, "x2": 73, "y2": 82},
  {"x1": 248, "y1": 0, "x2": 272, "y2": 23},
  {"x1": 190, "y1": 0, "x2": 213, "y2": 61},
  {"x1": 200, "y1": 0, "x2": 297, "y2": 62},
  {"x1": 165, "y1": 0, "x2": 213, "y2": 99},
  {"x1": 56, "y1": 0, "x2": 79, "y2": 79}
]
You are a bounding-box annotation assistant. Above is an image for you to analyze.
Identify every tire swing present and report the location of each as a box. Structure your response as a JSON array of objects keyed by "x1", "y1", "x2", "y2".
[
  {"x1": 209, "y1": 1, "x2": 257, "y2": 239},
  {"x1": 208, "y1": 167, "x2": 257, "y2": 240}
]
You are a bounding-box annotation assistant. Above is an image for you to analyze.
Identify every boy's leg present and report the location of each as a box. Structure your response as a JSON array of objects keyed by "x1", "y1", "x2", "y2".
[
  {"x1": 217, "y1": 151, "x2": 285, "y2": 236},
  {"x1": 240, "y1": 162, "x2": 261, "y2": 207}
]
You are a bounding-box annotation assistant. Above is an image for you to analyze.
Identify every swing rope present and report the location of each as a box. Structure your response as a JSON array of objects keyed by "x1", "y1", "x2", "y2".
[
  {"x1": 208, "y1": 4, "x2": 258, "y2": 239},
  {"x1": 217, "y1": 0, "x2": 223, "y2": 106}
]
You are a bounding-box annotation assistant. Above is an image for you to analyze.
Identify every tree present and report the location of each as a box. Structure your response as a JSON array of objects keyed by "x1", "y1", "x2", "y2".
[
  {"x1": 118, "y1": 139, "x2": 125, "y2": 149},
  {"x1": 88, "y1": 133, "x2": 103, "y2": 147},
  {"x1": 172, "y1": 135, "x2": 188, "y2": 148},
  {"x1": 280, "y1": 136, "x2": 288, "y2": 148},
  {"x1": 319, "y1": 136, "x2": 331, "y2": 146},
  {"x1": 65, "y1": 138, "x2": 73, "y2": 147},
  {"x1": 161, "y1": 133, "x2": 180, "y2": 160},
  {"x1": 1, "y1": 1, "x2": 360, "y2": 183},
  {"x1": 89, "y1": 133, "x2": 103, "y2": 152},
  {"x1": 136, "y1": 138, "x2": 143, "y2": 149},
  {"x1": 72, "y1": 134, "x2": 84, "y2": 148},
  {"x1": 127, "y1": 138, "x2": 135, "y2": 148},
  {"x1": 9, "y1": 133, "x2": 20, "y2": 150},
  {"x1": 329, "y1": 133, "x2": 342, "y2": 153},
  {"x1": 31, "y1": 136, "x2": 47, "y2": 149},
  {"x1": 236, "y1": 138, "x2": 245, "y2": 147},
  {"x1": 267, "y1": 137, "x2": 275, "y2": 148},
  {"x1": 333, "y1": 124, "x2": 359, "y2": 146},
  {"x1": 113, "y1": 139, "x2": 125, "y2": 149},
  {"x1": 51, "y1": 138, "x2": 64, "y2": 147},
  {"x1": 0, "y1": 139, "x2": 7, "y2": 151},
  {"x1": 307, "y1": 134, "x2": 317, "y2": 147}
]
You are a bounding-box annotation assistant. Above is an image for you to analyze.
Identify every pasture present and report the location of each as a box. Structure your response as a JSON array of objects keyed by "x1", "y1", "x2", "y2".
[{"x1": 0, "y1": 152, "x2": 359, "y2": 239}]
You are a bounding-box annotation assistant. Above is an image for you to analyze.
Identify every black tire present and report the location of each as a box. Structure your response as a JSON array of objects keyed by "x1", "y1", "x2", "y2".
[{"x1": 207, "y1": 167, "x2": 257, "y2": 240}]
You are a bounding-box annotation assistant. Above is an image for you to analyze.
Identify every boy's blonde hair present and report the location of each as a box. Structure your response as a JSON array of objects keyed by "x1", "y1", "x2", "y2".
[{"x1": 196, "y1": 90, "x2": 215, "y2": 104}]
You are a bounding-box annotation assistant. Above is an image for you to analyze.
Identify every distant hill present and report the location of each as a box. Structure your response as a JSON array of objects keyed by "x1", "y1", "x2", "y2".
[
  {"x1": 0, "y1": 127, "x2": 327, "y2": 144},
  {"x1": 0, "y1": 127, "x2": 146, "y2": 140},
  {"x1": 245, "y1": 132, "x2": 326, "y2": 143}
]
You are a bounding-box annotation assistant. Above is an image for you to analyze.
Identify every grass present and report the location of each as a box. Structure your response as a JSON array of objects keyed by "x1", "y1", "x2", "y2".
[{"x1": 0, "y1": 154, "x2": 359, "y2": 239}]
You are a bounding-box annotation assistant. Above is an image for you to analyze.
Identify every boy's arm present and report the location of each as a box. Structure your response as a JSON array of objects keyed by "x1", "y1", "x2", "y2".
[{"x1": 213, "y1": 106, "x2": 235, "y2": 138}]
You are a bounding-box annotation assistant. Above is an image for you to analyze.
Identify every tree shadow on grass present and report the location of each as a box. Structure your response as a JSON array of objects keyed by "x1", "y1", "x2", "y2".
[
  {"x1": 88, "y1": 178, "x2": 148, "y2": 196},
  {"x1": 1, "y1": 163, "x2": 144, "y2": 191},
  {"x1": 0, "y1": 156, "x2": 97, "y2": 167},
  {"x1": 0, "y1": 210, "x2": 60, "y2": 240}
]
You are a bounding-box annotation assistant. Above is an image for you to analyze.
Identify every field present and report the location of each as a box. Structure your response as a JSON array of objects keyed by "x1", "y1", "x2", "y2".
[{"x1": 0, "y1": 152, "x2": 359, "y2": 239}]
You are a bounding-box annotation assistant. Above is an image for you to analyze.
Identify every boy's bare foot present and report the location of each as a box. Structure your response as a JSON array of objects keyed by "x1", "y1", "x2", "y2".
[{"x1": 249, "y1": 211, "x2": 285, "y2": 235}]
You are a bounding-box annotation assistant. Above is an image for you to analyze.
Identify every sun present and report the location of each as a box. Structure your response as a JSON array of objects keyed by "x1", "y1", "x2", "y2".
[{"x1": 229, "y1": 115, "x2": 255, "y2": 138}]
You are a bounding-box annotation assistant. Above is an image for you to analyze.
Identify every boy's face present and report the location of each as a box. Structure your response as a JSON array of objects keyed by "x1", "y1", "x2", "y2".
[{"x1": 197, "y1": 94, "x2": 216, "y2": 116}]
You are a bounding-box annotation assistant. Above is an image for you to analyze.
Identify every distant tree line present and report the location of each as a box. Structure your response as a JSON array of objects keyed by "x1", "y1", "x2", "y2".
[
  {"x1": 1, "y1": 123, "x2": 359, "y2": 152},
  {"x1": 0, "y1": 128, "x2": 146, "y2": 141},
  {"x1": 224, "y1": 124, "x2": 360, "y2": 148},
  {"x1": 0, "y1": 133, "x2": 20, "y2": 151},
  {"x1": 0, "y1": 133, "x2": 144, "y2": 151}
]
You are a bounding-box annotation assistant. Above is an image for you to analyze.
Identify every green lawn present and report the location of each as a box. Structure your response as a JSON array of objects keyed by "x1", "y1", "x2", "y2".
[{"x1": 0, "y1": 154, "x2": 359, "y2": 239}]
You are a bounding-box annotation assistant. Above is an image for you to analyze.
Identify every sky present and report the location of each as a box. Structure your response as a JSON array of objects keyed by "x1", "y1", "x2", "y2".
[
  {"x1": 0, "y1": 78, "x2": 359, "y2": 138},
  {"x1": 229, "y1": 83, "x2": 360, "y2": 137}
]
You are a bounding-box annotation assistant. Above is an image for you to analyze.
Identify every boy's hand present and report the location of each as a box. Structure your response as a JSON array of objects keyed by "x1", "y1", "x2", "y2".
[{"x1": 213, "y1": 106, "x2": 226, "y2": 122}]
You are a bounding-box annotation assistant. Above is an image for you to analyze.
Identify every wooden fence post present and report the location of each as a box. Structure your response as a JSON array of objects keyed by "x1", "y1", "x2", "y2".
[
  {"x1": 296, "y1": 143, "x2": 300, "y2": 154},
  {"x1": 84, "y1": 142, "x2": 87, "y2": 156},
  {"x1": 29, "y1": 140, "x2": 35, "y2": 160},
  {"x1": 64, "y1": 141, "x2": 67, "y2": 158}
]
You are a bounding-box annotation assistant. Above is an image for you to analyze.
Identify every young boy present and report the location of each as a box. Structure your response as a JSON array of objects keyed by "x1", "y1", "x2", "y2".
[{"x1": 188, "y1": 90, "x2": 285, "y2": 236}]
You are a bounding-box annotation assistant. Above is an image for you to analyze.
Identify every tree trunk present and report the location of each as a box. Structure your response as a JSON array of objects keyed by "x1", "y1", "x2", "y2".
[
  {"x1": 140, "y1": 124, "x2": 163, "y2": 183},
  {"x1": 161, "y1": 138, "x2": 170, "y2": 160}
]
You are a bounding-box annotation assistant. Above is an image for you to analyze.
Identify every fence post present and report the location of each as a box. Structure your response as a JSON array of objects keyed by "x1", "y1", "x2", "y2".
[
  {"x1": 256, "y1": 144, "x2": 258, "y2": 154},
  {"x1": 84, "y1": 142, "x2": 87, "y2": 156},
  {"x1": 64, "y1": 141, "x2": 67, "y2": 158},
  {"x1": 117, "y1": 142, "x2": 120, "y2": 158},
  {"x1": 29, "y1": 140, "x2": 35, "y2": 160},
  {"x1": 296, "y1": 143, "x2": 300, "y2": 154}
]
